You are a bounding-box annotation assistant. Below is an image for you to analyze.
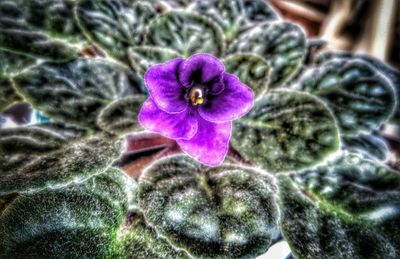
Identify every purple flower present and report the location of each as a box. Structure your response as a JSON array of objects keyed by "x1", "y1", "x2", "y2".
[{"x1": 138, "y1": 53, "x2": 254, "y2": 166}]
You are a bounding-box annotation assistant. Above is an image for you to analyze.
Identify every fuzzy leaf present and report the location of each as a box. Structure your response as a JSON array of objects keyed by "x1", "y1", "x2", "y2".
[
  {"x1": 343, "y1": 133, "x2": 390, "y2": 161},
  {"x1": 122, "y1": 215, "x2": 189, "y2": 258},
  {"x1": 0, "y1": 0, "x2": 79, "y2": 61},
  {"x1": 223, "y1": 53, "x2": 270, "y2": 99},
  {"x1": 138, "y1": 155, "x2": 279, "y2": 258},
  {"x1": 296, "y1": 58, "x2": 396, "y2": 135},
  {"x1": 128, "y1": 46, "x2": 180, "y2": 78},
  {"x1": 75, "y1": 0, "x2": 156, "y2": 61},
  {"x1": 278, "y1": 154, "x2": 400, "y2": 259},
  {"x1": 0, "y1": 50, "x2": 35, "y2": 110},
  {"x1": 0, "y1": 49, "x2": 35, "y2": 77},
  {"x1": 30, "y1": 122, "x2": 88, "y2": 139},
  {"x1": 231, "y1": 90, "x2": 340, "y2": 172},
  {"x1": 12, "y1": 58, "x2": 145, "y2": 129},
  {"x1": 0, "y1": 193, "x2": 17, "y2": 215},
  {"x1": 0, "y1": 167, "x2": 135, "y2": 258},
  {"x1": 147, "y1": 0, "x2": 194, "y2": 8},
  {"x1": 0, "y1": 125, "x2": 78, "y2": 159},
  {"x1": 191, "y1": 0, "x2": 278, "y2": 41},
  {"x1": 145, "y1": 11, "x2": 225, "y2": 57},
  {"x1": 316, "y1": 52, "x2": 400, "y2": 124},
  {"x1": 0, "y1": 125, "x2": 122, "y2": 195},
  {"x1": 0, "y1": 77, "x2": 22, "y2": 111},
  {"x1": 229, "y1": 22, "x2": 307, "y2": 88},
  {"x1": 12, "y1": 0, "x2": 83, "y2": 41},
  {"x1": 96, "y1": 96, "x2": 146, "y2": 136}
]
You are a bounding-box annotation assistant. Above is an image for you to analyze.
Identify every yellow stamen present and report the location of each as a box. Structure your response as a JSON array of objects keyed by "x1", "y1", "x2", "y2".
[
  {"x1": 189, "y1": 86, "x2": 205, "y2": 106},
  {"x1": 195, "y1": 97, "x2": 204, "y2": 105}
]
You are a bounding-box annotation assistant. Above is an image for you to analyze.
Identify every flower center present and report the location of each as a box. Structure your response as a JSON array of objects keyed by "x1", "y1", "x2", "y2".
[{"x1": 189, "y1": 85, "x2": 205, "y2": 106}]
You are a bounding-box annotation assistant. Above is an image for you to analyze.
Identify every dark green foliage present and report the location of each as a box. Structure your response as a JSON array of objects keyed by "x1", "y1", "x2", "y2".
[
  {"x1": 121, "y1": 214, "x2": 189, "y2": 259},
  {"x1": 191, "y1": 0, "x2": 278, "y2": 41},
  {"x1": 97, "y1": 96, "x2": 146, "y2": 136},
  {"x1": 316, "y1": 51, "x2": 400, "y2": 124},
  {"x1": 0, "y1": 49, "x2": 35, "y2": 77},
  {"x1": 128, "y1": 46, "x2": 180, "y2": 78},
  {"x1": 278, "y1": 154, "x2": 400, "y2": 259},
  {"x1": 297, "y1": 57, "x2": 396, "y2": 135},
  {"x1": 0, "y1": 50, "x2": 35, "y2": 110},
  {"x1": 145, "y1": 11, "x2": 225, "y2": 57},
  {"x1": 149, "y1": 0, "x2": 194, "y2": 8},
  {"x1": 0, "y1": 77, "x2": 22, "y2": 111},
  {"x1": 0, "y1": 126, "x2": 123, "y2": 195},
  {"x1": 17, "y1": 0, "x2": 83, "y2": 41},
  {"x1": 343, "y1": 133, "x2": 390, "y2": 161},
  {"x1": 0, "y1": 0, "x2": 79, "y2": 61},
  {"x1": 229, "y1": 22, "x2": 307, "y2": 88},
  {"x1": 231, "y1": 90, "x2": 340, "y2": 172},
  {"x1": 223, "y1": 53, "x2": 270, "y2": 99},
  {"x1": 0, "y1": 167, "x2": 135, "y2": 258},
  {"x1": 138, "y1": 155, "x2": 279, "y2": 258},
  {"x1": 75, "y1": 0, "x2": 156, "y2": 61},
  {"x1": 13, "y1": 58, "x2": 145, "y2": 129}
]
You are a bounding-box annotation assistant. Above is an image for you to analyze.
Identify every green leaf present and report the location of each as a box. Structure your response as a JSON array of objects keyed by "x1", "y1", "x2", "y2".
[
  {"x1": 0, "y1": 125, "x2": 77, "y2": 160},
  {"x1": 75, "y1": 0, "x2": 156, "y2": 61},
  {"x1": 128, "y1": 46, "x2": 180, "y2": 78},
  {"x1": 138, "y1": 155, "x2": 279, "y2": 258},
  {"x1": 13, "y1": 58, "x2": 146, "y2": 129},
  {"x1": 0, "y1": 50, "x2": 36, "y2": 110},
  {"x1": 145, "y1": 11, "x2": 225, "y2": 57},
  {"x1": 229, "y1": 21, "x2": 307, "y2": 88},
  {"x1": 30, "y1": 122, "x2": 88, "y2": 139},
  {"x1": 0, "y1": 21, "x2": 78, "y2": 61},
  {"x1": 278, "y1": 154, "x2": 400, "y2": 259},
  {"x1": 0, "y1": 193, "x2": 17, "y2": 215},
  {"x1": 96, "y1": 96, "x2": 146, "y2": 136},
  {"x1": 342, "y1": 133, "x2": 390, "y2": 161},
  {"x1": 16, "y1": 0, "x2": 83, "y2": 42},
  {"x1": 0, "y1": 0, "x2": 79, "y2": 62},
  {"x1": 0, "y1": 167, "x2": 135, "y2": 258},
  {"x1": 0, "y1": 77, "x2": 22, "y2": 111},
  {"x1": 316, "y1": 51, "x2": 400, "y2": 124},
  {"x1": 191, "y1": 0, "x2": 278, "y2": 41},
  {"x1": 0, "y1": 49, "x2": 35, "y2": 77},
  {"x1": 121, "y1": 215, "x2": 189, "y2": 258},
  {"x1": 296, "y1": 58, "x2": 397, "y2": 135},
  {"x1": 0, "y1": 125, "x2": 123, "y2": 195},
  {"x1": 223, "y1": 53, "x2": 270, "y2": 99},
  {"x1": 231, "y1": 90, "x2": 340, "y2": 172},
  {"x1": 147, "y1": 0, "x2": 194, "y2": 8}
]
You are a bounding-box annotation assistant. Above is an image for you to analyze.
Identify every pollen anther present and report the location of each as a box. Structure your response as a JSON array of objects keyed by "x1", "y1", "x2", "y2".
[{"x1": 189, "y1": 86, "x2": 205, "y2": 106}]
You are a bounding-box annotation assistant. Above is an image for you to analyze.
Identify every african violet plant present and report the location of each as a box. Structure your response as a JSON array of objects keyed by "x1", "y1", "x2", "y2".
[{"x1": 0, "y1": 0, "x2": 399, "y2": 258}]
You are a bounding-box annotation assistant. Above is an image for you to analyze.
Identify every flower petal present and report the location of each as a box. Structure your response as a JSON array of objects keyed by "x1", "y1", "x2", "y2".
[
  {"x1": 199, "y1": 73, "x2": 254, "y2": 122},
  {"x1": 145, "y1": 58, "x2": 187, "y2": 113},
  {"x1": 139, "y1": 98, "x2": 198, "y2": 140},
  {"x1": 179, "y1": 53, "x2": 225, "y2": 94},
  {"x1": 177, "y1": 117, "x2": 231, "y2": 167}
]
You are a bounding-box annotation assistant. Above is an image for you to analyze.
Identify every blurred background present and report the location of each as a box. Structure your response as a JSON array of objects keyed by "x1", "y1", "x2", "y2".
[
  {"x1": 269, "y1": 0, "x2": 399, "y2": 69},
  {"x1": 266, "y1": 0, "x2": 400, "y2": 172}
]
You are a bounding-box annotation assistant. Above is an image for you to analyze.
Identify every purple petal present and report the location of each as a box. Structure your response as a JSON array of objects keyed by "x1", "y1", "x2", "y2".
[
  {"x1": 199, "y1": 73, "x2": 254, "y2": 122},
  {"x1": 145, "y1": 58, "x2": 187, "y2": 113},
  {"x1": 139, "y1": 98, "x2": 198, "y2": 140},
  {"x1": 177, "y1": 117, "x2": 231, "y2": 167},
  {"x1": 179, "y1": 53, "x2": 225, "y2": 94}
]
